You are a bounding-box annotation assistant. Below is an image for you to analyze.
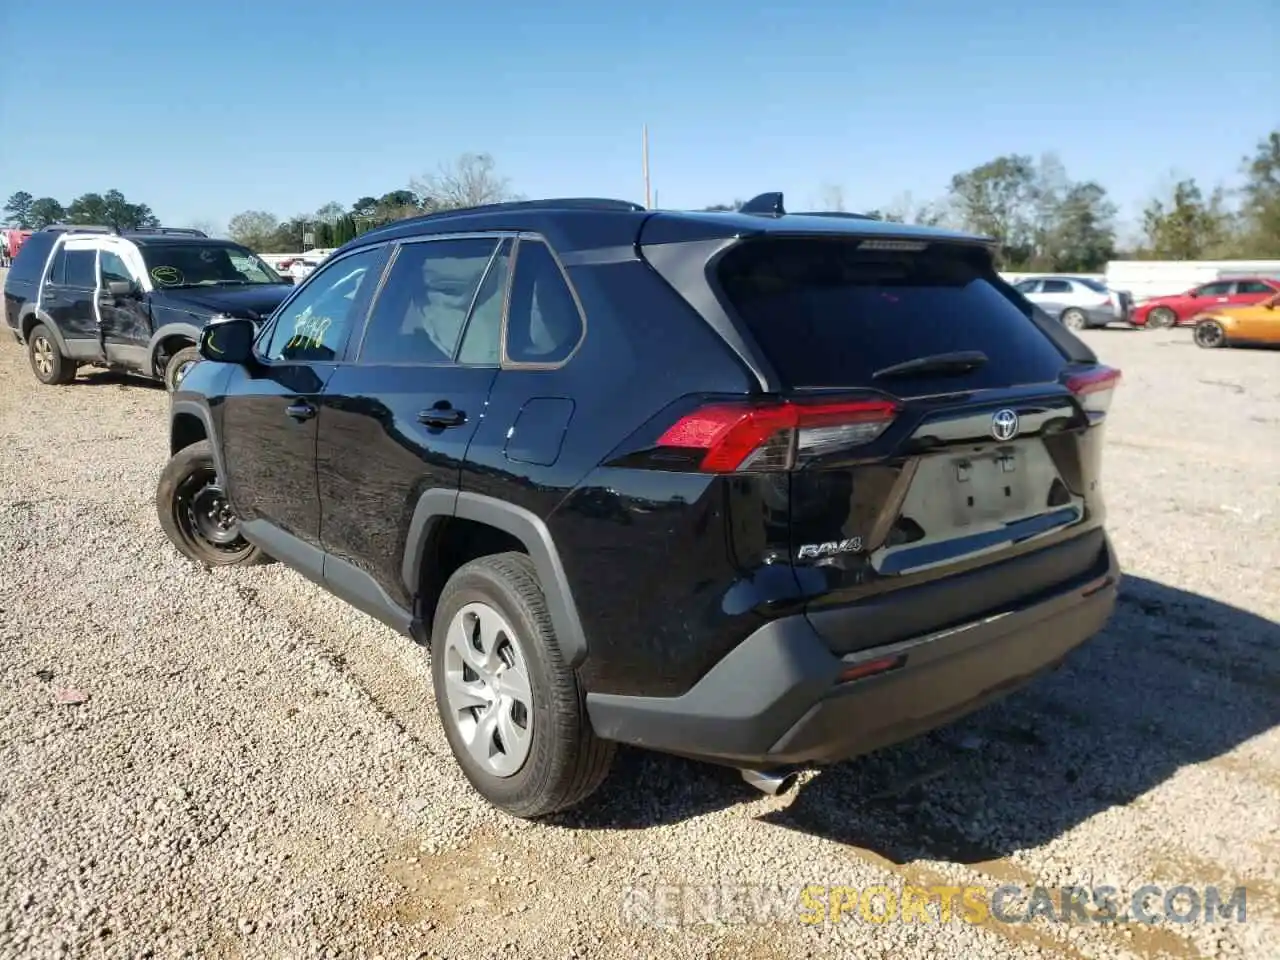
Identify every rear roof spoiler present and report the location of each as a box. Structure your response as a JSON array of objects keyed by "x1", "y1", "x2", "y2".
[{"x1": 736, "y1": 191, "x2": 879, "y2": 221}]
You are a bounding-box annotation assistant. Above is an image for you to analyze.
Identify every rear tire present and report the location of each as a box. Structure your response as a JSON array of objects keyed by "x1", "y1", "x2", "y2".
[
  {"x1": 1193, "y1": 319, "x2": 1226, "y2": 349},
  {"x1": 431, "y1": 552, "x2": 615, "y2": 818},
  {"x1": 27, "y1": 324, "x2": 76, "y2": 385},
  {"x1": 1146, "y1": 306, "x2": 1176, "y2": 329},
  {"x1": 156, "y1": 440, "x2": 269, "y2": 567},
  {"x1": 163, "y1": 345, "x2": 200, "y2": 392},
  {"x1": 1061, "y1": 308, "x2": 1088, "y2": 330}
]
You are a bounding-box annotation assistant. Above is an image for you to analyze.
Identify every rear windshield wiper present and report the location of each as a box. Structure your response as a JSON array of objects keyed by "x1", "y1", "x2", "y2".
[{"x1": 873, "y1": 350, "x2": 988, "y2": 381}]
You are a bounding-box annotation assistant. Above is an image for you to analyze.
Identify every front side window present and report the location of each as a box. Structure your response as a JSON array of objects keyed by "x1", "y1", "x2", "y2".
[
  {"x1": 262, "y1": 247, "x2": 384, "y2": 362},
  {"x1": 359, "y1": 237, "x2": 501, "y2": 365},
  {"x1": 1197, "y1": 282, "x2": 1232, "y2": 297},
  {"x1": 1013, "y1": 280, "x2": 1038, "y2": 294},
  {"x1": 504, "y1": 239, "x2": 584, "y2": 364},
  {"x1": 99, "y1": 250, "x2": 135, "y2": 285},
  {"x1": 139, "y1": 242, "x2": 283, "y2": 288}
]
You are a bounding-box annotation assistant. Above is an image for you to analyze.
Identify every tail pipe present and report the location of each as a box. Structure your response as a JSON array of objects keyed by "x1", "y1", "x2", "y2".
[{"x1": 740, "y1": 767, "x2": 799, "y2": 797}]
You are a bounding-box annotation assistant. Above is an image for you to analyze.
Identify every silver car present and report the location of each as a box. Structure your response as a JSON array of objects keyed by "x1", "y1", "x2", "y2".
[{"x1": 1013, "y1": 276, "x2": 1131, "y2": 329}]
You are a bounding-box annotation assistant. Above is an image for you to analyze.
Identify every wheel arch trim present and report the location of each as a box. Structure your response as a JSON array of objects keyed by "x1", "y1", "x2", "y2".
[
  {"x1": 402, "y1": 489, "x2": 589, "y2": 668},
  {"x1": 169, "y1": 400, "x2": 227, "y2": 483},
  {"x1": 20, "y1": 307, "x2": 70, "y2": 353},
  {"x1": 149, "y1": 321, "x2": 204, "y2": 374}
]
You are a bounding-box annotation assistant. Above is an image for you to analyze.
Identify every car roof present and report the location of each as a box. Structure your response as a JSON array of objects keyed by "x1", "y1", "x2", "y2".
[
  {"x1": 123, "y1": 234, "x2": 241, "y2": 246},
  {"x1": 342, "y1": 193, "x2": 991, "y2": 256}
]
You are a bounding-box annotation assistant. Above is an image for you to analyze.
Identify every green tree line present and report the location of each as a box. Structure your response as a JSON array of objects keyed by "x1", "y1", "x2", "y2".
[
  {"x1": 705, "y1": 127, "x2": 1280, "y2": 271},
  {"x1": 8, "y1": 131, "x2": 1277, "y2": 268},
  {"x1": 223, "y1": 152, "x2": 521, "y2": 253},
  {"x1": 2, "y1": 189, "x2": 159, "y2": 231}
]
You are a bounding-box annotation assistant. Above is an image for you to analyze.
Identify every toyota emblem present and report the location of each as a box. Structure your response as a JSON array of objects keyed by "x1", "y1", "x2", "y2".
[{"x1": 991, "y1": 409, "x2": 1019, "y2": 441}]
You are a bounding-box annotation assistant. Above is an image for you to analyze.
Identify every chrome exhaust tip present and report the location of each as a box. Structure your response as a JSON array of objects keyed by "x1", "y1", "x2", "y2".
[{"x1": 741, "y1": 767, "x2": 799, "y2": 797}]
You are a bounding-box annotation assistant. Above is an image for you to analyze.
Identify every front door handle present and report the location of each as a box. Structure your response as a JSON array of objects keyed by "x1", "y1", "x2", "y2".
[
  {"x1": 417, "y1": 405, "x2": 466, "y2": 428},
  {"x1": 286, "y1": 401, "x2": 316, "y2": 421}
]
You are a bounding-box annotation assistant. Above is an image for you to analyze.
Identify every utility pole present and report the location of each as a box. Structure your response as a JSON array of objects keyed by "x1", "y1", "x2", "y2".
[{"x1": 643, "y1": 124, "x2": 651, "y2": 209}]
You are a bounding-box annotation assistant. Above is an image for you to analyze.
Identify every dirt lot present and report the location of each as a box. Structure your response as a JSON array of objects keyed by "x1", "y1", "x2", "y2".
[{"x1": 1, "y1": 325, "x2": 1277, "y2": 960}]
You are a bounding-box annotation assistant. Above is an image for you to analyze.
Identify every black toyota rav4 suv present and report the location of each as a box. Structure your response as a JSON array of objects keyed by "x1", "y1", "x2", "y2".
[{"x1": 156, "y1": 194, "x2": 1121, "y2": 818}]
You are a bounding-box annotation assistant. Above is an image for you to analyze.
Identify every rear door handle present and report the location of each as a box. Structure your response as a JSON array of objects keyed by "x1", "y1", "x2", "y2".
[
  {"x1": 417, "y1": 406, "x2": 466, "y2": 428},
  {"x1": 286, "y1": 401, "x2": 316, "y2": 421}
]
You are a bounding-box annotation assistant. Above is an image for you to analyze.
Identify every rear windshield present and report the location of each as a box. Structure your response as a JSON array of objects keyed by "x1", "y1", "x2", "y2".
[{"x1": 716, "y1": 238, "x2": 1070, "y2": 390}]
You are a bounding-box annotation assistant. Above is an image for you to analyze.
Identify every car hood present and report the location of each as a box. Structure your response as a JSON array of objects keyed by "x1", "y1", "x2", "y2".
[{"x1": 150, "y1": 284, "x2": 294, "y2": 320}]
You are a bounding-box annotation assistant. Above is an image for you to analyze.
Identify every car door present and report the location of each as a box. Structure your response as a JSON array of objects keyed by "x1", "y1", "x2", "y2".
[
  {"x1": 1230, "y1": 279, "x2": 1278, "y2": 308},
  {"x1": 1037, "y1": 278, "x2": 1074, "y2": 316},
  {"x1": 219, "y1": 243, "x2": 389, "y2": 557},
  {"x1": 1181, "y1": 281, "x2": 1233, "y2": 321},
  {"x1": 316, "y1": 234, "x2": 510, "y2": 611},
  {"x1": 97, "y1": 243, "x2": 152, "y2": 369},
  {"x1": 39, "y1": 242, "x2": 101, "y2": 358},
  {"x1": 59, "y1": 240, "x2": 104, "y2": 351},
  {"x1": 1013, "y1": 279, "x2": 1041, "y2": 302},
  {"x1": 1234, "y1": 292, "x2": 1280, "y2": 341}
]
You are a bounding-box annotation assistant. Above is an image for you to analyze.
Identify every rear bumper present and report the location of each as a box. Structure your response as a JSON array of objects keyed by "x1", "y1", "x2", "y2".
[
  {"x1": 585, "y1": 536, "x2": 1119, "y2": 767},
  {"x1": 1084, "y1": 305, "x2": 1121, "y2": 326}
]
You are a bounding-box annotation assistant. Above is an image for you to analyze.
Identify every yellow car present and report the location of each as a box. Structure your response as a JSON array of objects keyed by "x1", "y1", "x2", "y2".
[{"x1": 1192, "y1": 291, "x2": 1280, "y2": 348}]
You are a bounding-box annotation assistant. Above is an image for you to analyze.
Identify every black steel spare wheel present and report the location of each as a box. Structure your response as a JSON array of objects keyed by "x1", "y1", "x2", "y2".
[{"x1": 155, "y1": 439, "x2": 268, "y2": 566}]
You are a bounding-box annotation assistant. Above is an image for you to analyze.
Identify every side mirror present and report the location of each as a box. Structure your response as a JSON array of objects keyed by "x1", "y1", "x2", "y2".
[
  {"x1": 199, "y1": 315, "x2": 257, "y2": 365},
  {"x1": 105, "y1": 280, "x2": 134, "y2": 297}
]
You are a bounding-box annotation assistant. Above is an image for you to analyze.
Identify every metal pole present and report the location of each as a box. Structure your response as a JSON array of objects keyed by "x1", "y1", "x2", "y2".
[{"x1": 643, "y1": 124, "x2": 651, "y2": 209}]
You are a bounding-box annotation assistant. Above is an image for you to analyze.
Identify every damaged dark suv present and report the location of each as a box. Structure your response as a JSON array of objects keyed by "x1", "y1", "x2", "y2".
[
  {"x1": 155, "y1": 193, "x2": 1121, "y2": 818},
  {"x1": 4, "y1": 225, "x2": 294, "y2": 390}
]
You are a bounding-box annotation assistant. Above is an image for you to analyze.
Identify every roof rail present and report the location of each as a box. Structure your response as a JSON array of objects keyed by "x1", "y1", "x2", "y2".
[
  {"x1": 41, "y1": 223, "x2": 115, "y2": 234},
  {"x1": 39, "y1": 223, "x2": 209, "y2": 238},
  {"x1": 127, "y1": 226, "x2": 209, "y2": 238},
  {"x1": 352, "y1": 197, "x2": 649, "y2": 245}
]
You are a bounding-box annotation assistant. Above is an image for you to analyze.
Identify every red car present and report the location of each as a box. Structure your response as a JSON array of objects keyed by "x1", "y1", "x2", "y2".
[{"x1": 1131, "y1": 276, "x2": 1280, "y2": 328}]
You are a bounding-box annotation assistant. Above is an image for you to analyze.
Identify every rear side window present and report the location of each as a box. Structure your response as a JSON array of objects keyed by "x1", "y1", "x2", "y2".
[
  {"x1": 1236, "y1": 280, "x2": 1274, "y2": 294},
  {"x1": 360, "y1": 237, "x2": 499, "y2": 365},
  {"x1": 7, "y1": 233, "x2": 56, "y2": 284},
  {"x1": 1076, "y1": 277, "x2": 1109, "y2": 293},
  {"x1": 65, "y1": 250, "x2": 97, "y2": 288},
  {"x1": 716, "y1": 238, "x2": 1069, "y2": 390},
  {"x1": 504, "y1": 239, "x2": 584, "y2": 365},
  {"x1": 1042, "y1": 279, "x2": 1072, "y2": 293}
]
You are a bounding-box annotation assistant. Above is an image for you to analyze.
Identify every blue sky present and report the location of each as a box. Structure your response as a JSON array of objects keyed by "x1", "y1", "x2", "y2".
[{"x1": 1, "y1": 0, "x2": 1276, "y2": 241}]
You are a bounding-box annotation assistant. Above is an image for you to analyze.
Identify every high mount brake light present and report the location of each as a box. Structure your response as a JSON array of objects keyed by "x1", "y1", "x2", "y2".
[
  {"x1": 656, "y1": 399, "x2": 900, "y2": 473},
  {"x1": 1066, "y1": 365, "x2": 1122, "y2": 415}
]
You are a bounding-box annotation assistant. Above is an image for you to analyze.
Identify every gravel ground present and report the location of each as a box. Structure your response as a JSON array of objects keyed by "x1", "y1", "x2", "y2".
[{"x1": 1, "y1": 324, "x2": 1277, "y2": 960}]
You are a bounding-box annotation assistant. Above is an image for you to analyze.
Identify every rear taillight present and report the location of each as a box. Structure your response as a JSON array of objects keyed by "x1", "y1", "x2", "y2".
[
  {"x1": 656, "y1": 399, "x2": 899, "y2": 472},
  {"x1": 1066, "y1": 365, "x2": 1122, "y2": 415}
]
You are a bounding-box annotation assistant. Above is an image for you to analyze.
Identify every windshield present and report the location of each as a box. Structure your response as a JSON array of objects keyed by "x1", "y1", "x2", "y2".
[{"x1": 139, "y1": 243, "x2": 283, "y2": 287}]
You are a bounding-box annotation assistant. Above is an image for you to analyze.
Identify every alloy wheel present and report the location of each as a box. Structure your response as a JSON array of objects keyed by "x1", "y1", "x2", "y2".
[
  {"x1": 32, "y1": 337, "x2": 54, "y2": 378},
  {"x1": 1194, "y1": 322, "x2": 1225, "y2": 348}
]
